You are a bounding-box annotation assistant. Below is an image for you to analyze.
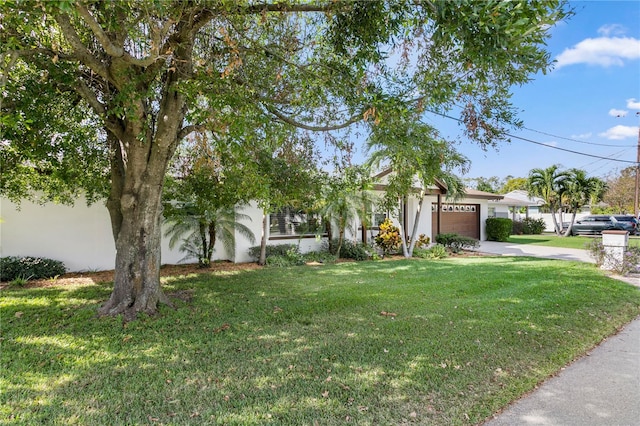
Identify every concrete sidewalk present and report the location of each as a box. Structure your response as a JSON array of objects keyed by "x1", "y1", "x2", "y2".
[
  {"x1": 484, "y1": 318, "x2": 640, "y2": 426},
  {"x1": 477, "y1": 241, "x2": 640, "y2": 425}
]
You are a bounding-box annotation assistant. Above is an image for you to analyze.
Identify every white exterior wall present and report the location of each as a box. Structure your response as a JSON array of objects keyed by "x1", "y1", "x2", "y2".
[
  {"x1": 1, "y1": 197, "x2": 235, "y2": 272},
  {"x1": 405, "y1": 196, "x2": 433, "y2": 240},
  {"x1": 2, "y1": 197, "x2": 118, "y2": 271},
  {"x1": 477, "y1": 200, "x2": 489, "y2": 241}
]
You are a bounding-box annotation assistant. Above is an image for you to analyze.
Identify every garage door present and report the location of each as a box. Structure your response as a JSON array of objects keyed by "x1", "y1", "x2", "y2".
[{"x1": 432, "y1": 204, "x2": 480, "y2": 240}]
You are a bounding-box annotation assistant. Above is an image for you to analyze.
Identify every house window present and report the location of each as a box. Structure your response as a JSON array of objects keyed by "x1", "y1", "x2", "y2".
[
  {"x1": 269, "y1": 207, "x2": 325, "y2": 238},
  {"x1": 488, "y1": 207, "x2": 496, "y2": 217},
  {"x1": 373, "y1": 213, "x2": 387, "y2": 228}
]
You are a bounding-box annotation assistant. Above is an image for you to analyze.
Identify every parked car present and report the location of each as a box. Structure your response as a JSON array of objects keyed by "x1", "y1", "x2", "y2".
[
  {"x1": 569, "y1": 215, "x2": 632, "y2": 236},
  {"x1": 613, "y1": 215, "x2": 638, "y2": 235}
]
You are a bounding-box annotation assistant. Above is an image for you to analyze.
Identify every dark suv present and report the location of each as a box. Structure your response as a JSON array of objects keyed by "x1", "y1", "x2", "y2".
[
  {"x1": 570, "y1": 215, "x2": 633, "y2": 235},
  {"x1": 613, "y1": 215, "x2": 638, "y2": 235}
]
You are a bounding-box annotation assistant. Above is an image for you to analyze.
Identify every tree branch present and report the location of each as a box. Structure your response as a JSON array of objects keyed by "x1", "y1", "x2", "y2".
[
  {"x1": 178, "y1": 124, "x2": 207, "y2": 141},
  {"x1": 54, "y1": 14, "x2": 111, "y2": 81},
  {"x1": 74, "y1": 78, "x2": 106, "y2": 116},
  {"x1": 265, "y1": 105, "x2": 363, "y2": 132},
  {"x1": 74, "y1": 3, "x2": 124, "y2": 57}
]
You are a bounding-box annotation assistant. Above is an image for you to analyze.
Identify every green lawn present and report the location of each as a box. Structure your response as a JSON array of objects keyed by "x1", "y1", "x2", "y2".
[
  {"x1": 508, "y1": 234, "x2": 640, "y2": 250},
  {"x1": 2, "y1": 258, "x2": 640, "y2": 425}
]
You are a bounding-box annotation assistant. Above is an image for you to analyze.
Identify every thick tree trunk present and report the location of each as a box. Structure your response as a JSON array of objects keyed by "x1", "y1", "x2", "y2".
[
  {"x1": 99, "y1": 79, "x2": 184, "y2": 319},
  {"x1": 100, "y1": 181, "x2": 173, "y2": 321}
]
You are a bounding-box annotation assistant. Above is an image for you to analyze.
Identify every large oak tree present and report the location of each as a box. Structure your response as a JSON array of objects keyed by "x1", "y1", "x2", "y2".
[{"x1": 1, "y1": 1, "x2": 568, "y2": 319}]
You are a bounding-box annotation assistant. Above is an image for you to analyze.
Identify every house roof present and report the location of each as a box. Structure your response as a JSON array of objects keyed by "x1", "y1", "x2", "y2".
[
  {"x1": 489, "y1": 190, "x2": 545, "y2": 207},
  {"x1": 371, "y1": 168, "x2": 504, "y2": 200}
]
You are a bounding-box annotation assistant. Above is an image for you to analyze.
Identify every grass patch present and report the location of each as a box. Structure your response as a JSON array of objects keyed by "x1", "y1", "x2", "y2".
[
  {"x1": 2, "y1": 258, "x2": 640, "y2": 425},
  {"x1": 508, "y1": 234, "x2": 640, "y2": 250}
]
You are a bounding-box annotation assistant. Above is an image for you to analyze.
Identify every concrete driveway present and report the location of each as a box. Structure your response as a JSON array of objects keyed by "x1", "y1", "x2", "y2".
[{"x1": 477, "y1": 240, "x2": 595, "y2": 263}]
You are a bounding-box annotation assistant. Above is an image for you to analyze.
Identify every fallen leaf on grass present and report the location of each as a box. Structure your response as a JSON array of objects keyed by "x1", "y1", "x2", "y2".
[
  {"x1": 213, "y1": 323, "x2": 230, "y2": 333},
  {"x1": 15, "y1": 312, "x2": 23, "y2": 318},
  {"x1": 322, "y1": 390, "x2": 329, "y2": 398},
  {"x1": 380, "y1": 311, "x2": 397, "y2": 317}
]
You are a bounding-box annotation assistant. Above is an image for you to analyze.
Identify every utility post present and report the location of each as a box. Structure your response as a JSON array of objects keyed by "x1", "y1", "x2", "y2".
[{"x1": 635, "y1": 112, "x2": 640, "y2": 218}]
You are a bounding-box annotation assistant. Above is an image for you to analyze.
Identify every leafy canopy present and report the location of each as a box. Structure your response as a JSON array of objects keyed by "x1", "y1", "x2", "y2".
[{"x1": 1, "y1": 1, "x2": 570, "y2": 204}]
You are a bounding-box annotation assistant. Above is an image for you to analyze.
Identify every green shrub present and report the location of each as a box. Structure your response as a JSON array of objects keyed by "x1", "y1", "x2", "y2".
[
  {"x1": 303, "y1": 251, "x2": 337, "y2": 264},
  {"x1": 9, "y1": 276, "x2": 30, "y2": 287},
  {"x1": 413, "y1": 244, "x2": 448, "y2": 259},
  {"x1": 486, "y1": 218, "x2": 513, "y2": 242},
  {"x1": 374, "y1": 219, "x2": 402, "y2": 255},
  {"x1": 434, "y1": 233, "x2": 480, "y2": 253},
  {"x1": 323, "y1": 239, "x2": 370, "y2": 261},
  {"x1": 265, "y1": 246, "x2": 306, "y2": 267},
  {"x1": 408, "y1": 234, "x2": 430, "y2": 249},
  {"x1": 512, "y1": 217, "x2": 546, "y2": 235},
  {"x1": 248, "y1": 244, "x2": 299, "y2": 261},
  {"x1": 0, "y1": 256, "x2": 67, "y2": 282}
]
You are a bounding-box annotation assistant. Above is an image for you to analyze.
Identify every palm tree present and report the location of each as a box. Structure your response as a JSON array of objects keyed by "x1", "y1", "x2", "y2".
[
  {"x1": 319, "y1": 166, "x2": 376, "y2": 258},
  {"x1": 164, "y1": 205, "x2": 255, "y2": 267},
  {"x1": 561, "y1": 169, "x2": 605, "y2": 236},
  {"x1": 528, "y1": 165, "x2": 569, "y2": 235}
]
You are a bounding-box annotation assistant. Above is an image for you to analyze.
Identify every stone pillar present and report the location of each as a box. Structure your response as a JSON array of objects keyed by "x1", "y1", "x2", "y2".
[{"x1": 601, "y1": 230, "x2": 629, "y2": 271}]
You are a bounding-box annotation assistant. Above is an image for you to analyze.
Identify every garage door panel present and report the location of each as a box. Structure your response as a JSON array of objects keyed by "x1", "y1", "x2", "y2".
[{"x1": 432, "y1": 205, "x2": 480, "y2": 240}]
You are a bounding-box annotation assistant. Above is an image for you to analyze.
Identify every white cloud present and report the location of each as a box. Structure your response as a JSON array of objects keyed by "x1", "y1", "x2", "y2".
[
  {"x1": 608, "y1": 108, "x2": 628, "y2": 117},
  {"x1": 554, "y1": 37, "x2": 640, "y2": 68},
  {"x1": 627, "y1": 98, "x2": 640, "y2": 110},
  {"x1": 597, "y1": 24, "x2": 627, "y2": 37},
  {"x1": 570, "y1": 132, "x2": 592, "y2": 139},
  {"x1": 543, "y1": 141, "x2": 558, "y2": 147},
  {"x1": 598, "y1": 125, "x2": 638, "y2": 140}
]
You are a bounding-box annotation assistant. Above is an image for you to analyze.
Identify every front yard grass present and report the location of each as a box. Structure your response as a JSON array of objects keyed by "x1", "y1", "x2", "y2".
[
  {"x1": 2, "y1": 257, "x2": 640, "y2": 425},
  {"x1": 508, "y1": 234, "x2": 640, "y2": 250}
]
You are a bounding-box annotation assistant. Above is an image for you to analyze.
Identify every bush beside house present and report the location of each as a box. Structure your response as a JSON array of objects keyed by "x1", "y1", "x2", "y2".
[
  {"x1": 512, "y1": 217, "x2": 546, "y2": 235},
  {"x1": 486, "y1": 217, "x2": 513, "y2": 241},
  {"x1": 0, "y1": 256, "x2": 67, "y2": 282}
]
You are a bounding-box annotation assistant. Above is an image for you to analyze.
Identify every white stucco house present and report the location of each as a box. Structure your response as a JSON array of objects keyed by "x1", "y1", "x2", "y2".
[
  {"x1": 487, "y1": 189, "x2": 592, "y2": 232},
  {"x1": 488, "y1": 190, "x2": 545, "y2": 221},
  {"x1": 1, "y1": 170, "x2": 501, "y2": 272}
]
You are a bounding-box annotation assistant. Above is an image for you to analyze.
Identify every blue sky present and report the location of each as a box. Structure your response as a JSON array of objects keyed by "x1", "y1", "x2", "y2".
[
  {"x1": 349, "y1": 1, "x2": 640, "y2": 183},
  {"x1": 446, "y1": 0, "x2": 640, "y2": 181}
]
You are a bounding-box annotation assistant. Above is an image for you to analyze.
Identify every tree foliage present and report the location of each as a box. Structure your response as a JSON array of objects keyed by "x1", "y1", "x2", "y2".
[
  {"x1": 367, "y1": 117, "x2": 468, "y2": 257},
  {"x1": 464, "y1": 176, "x2": 502, "y2": 194},
  {"x1": 1, "y1": 0, "x2": 570, "y2": 318},
  {"x1": 527, "y1": 165, "x2": 569, "y2": 235},
  {"x1": 602, "y1": 167, "x2": 636, "y2": 214},
  {"x1": 500, "y1": 177, "x2": 529, "y2": 194},
  {"x1": 528, "y1": 165, "x2": 605, "y2": 236},
  {"x1": 319, "y1": 165, "x2": 375, "y2": 258},
  {"x1": 162, "y1": 136, "x2": 255, "y2": 267},
  {"x1": 560, "y1": 169, "x2": 606, "y2": 236}
]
